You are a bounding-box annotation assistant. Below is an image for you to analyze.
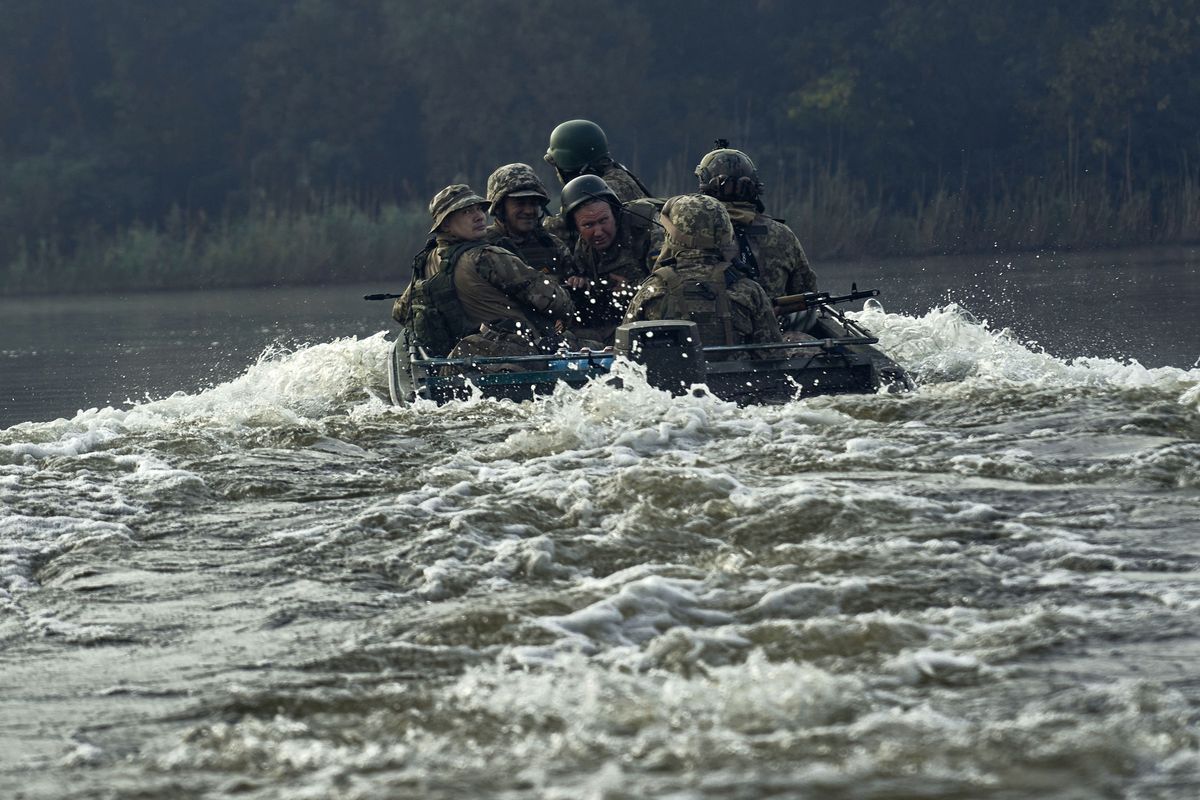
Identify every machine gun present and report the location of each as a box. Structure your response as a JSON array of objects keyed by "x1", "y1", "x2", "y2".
[{"x1": 772, "y1": 286, "x2": 879, "y2": 316}]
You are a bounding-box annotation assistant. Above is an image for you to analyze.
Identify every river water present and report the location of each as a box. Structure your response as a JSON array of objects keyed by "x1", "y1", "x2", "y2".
[{"x1": 1, "y1": 247, "x2": 1198, "y2": 798}]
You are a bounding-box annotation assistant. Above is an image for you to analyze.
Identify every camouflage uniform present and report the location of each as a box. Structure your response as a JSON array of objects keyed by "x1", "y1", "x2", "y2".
[
  {"x1": 624, "y1": 194, "x2": 782, "y2": 354},
  {"x1": 695, "y1": 148, "x2": 818, "y2": 298},
  {"x1": 725, "y1": 201, "x2": 818, "y2": 297},
  {"x1": 393, "y1": 184, "x2": 575, "y2": 359},
  {"x1": 483, "y1": 222, "x2": 576, "y2": 279},
  {"x1": 542, "y1": 119, "x2": 652, "y2": 246},
  {"x1": 483, "y1": 163, "x2": 577, "y2": 280},
  {"x1": 570, "y1": 197, "x2": 664, "y2": 343}
]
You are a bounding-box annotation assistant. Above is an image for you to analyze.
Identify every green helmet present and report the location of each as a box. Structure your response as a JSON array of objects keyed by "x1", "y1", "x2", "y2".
[
  {"x1": 659, "y1": 193, "x2": 734, "y2": 252},
  {"x1": 428, "y1": 184, "x2": 488, "y2": 233},
  {"x1": 543, "y1": 119, "x2": 610, "y2": 172},
  {"x1": 560, "y1": 174, "x2": 620, "y2": 229},
  {"x1": 485, "y1": 163, "x2": 550, "y2": 217},
  {"x1": 695, "y1": 148, "x2": 764, "y2": 202}
]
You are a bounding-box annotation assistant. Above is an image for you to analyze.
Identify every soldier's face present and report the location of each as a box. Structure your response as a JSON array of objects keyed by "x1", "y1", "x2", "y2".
[
  {"x1": 442, "y1": 204, "x2": 488, "y2": 240},
  {"x1": 574, "y1": 201, "x2": 617, "y2": 251},
  {"x1": 503, "y1": 196, "x2": 543, "y2": 234}
]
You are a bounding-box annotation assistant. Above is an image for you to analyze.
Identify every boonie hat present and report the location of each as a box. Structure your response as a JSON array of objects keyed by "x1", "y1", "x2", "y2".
[{"x1": 429, "y1": 184, "x2": 488, "y2": 233}]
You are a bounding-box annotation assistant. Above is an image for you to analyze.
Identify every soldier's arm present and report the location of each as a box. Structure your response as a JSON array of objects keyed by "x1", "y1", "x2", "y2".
[
  {"x1": 391, "y1": 283, "x2": 414, "y2": 324},
  {"x1": 477, "y1": 248, "x2": 576, "y2": 320},
  {"x1": 743, "y1": 282, "x2": 784, "y2": 344},
  {"x1": 784, "y1": 232, "x2": 818, "y2": 294}
]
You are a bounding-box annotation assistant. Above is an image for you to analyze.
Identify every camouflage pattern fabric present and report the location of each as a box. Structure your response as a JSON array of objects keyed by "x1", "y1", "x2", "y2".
[
  {"x1": 594, "y1": 158, "x2": 650, "y2": 203},
  {"x1": 485, "y1": 163, "x2": 550, "y2": 215},
  {"x1": 659, "y1": 193, "x2": 734, "y2": 252},
  {"x1": 544, "y1": 159, "x2": 651, "y2": 249},
  {"x1": 573, "y1": 198, "x2": 663, "y2": 284},
  {"x1": 452, "y1": 239, "x2": 575, "y2": 339},
  {"x1": 396, "y1": 233, "x2": 574, "y2": 342},
  {"x1": 428, "y1": 184, "x2": 488, "y2": 233},
  {"x1": 623, "y1": 258, "x2": 782, "y2": 355},
  {"x1": 724, "y1": 201, "x2": 818, "y2": 296},
  {"x1": 447, "y1": 325, "x2": 540, "y2": 370},
  {"x1": 484, "y1": 222, "x2": 577, "y2": 280},
  {"x1": 570, "y1": 198, "x2": 664, "y2": 343}
]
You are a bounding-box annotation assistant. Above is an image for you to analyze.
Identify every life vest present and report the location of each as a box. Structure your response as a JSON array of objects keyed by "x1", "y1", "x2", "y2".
[{"x1": 403, "y1": 238, "x2": 489, "y2": 357}]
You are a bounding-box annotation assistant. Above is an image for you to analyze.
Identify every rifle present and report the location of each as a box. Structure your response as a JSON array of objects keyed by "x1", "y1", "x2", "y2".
[
  {"x1": 363, "y1": 293, "x2": 404, "y2": 301},
  {"x1": 773, "y1": 286, "x2": 879, "y2": 316}
]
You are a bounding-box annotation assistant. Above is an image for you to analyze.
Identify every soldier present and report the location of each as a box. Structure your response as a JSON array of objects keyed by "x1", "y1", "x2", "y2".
[
  {"x1": 542, "y1": 119, "x2": 652, "y2": 247},
  {"x1": 624, "y1": 193, "x2": 782, "y2": 355},
  {"x1": 483, "y1": 163, "x2": 576, "y2": 280},
  {"x1": 543, "y1": 118, "x2": 651, "y2": 202},
  {"x1": 392, "y1": 184, "x2": 575, "y2": 359},
  {"x1": 560, "y1": 174, "x2": 663, "y2": 344},
  {"x1": 695, "y1": 146, "x2": 818, "y2": 299}
]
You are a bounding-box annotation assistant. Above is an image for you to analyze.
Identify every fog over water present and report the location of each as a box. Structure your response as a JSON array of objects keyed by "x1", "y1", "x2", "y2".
[{"x1": 1, "y1": 247, "x2": 1198, "y2": 798}]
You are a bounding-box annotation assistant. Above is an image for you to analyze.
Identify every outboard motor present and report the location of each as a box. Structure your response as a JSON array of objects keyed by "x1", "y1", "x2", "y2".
[{"x1": 614, "y1": 320, "x2": 706, "y2": 395}]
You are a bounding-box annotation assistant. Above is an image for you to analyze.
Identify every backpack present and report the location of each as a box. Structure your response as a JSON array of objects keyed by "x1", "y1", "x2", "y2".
[{"x1": 403, "y1": 238, "x2": 488, "y2": 357}]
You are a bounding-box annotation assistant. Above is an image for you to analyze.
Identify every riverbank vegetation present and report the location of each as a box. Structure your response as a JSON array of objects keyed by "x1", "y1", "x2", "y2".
[{"x1": 3, "y1": 0, "x2": 1198, "y2": 295}]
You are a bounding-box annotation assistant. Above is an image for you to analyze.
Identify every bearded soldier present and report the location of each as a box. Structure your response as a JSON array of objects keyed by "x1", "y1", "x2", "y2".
[
  {"x1": 695, "y1": 146, "x2": 818, "y2": 298},
  {"x1": 624, "y1": 193, "x2": 782, "y2": 354},
  {"x1": 483, "y1": 163, "x2": 576, "y2": 280},
  {"x1": 559, "y1": 174, "x2": 663, "y2": 344},
  {"x1": 392, "y1": 184, "x2": 575, "y2": 359}
]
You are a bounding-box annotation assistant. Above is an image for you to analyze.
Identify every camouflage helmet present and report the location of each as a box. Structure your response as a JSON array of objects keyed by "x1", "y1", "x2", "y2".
[
  {"x1": 543, "y1": 119, "x2": 610, "y2": 172},
  {"x1": 560, "y1": 174, "x2": 620, "y2": 230},
  {"x1": 485, "y1": 163, "x2": 550, "y2": 216},
  {"x1": 695, "y1": 148, "x2": 764, "y2": 202},
  {"x1": 428, "y1": 184, "x2": 488, "y2": 233},
  {"x1": 659, "y1": 193, "x2": 734, "y2": 252}
]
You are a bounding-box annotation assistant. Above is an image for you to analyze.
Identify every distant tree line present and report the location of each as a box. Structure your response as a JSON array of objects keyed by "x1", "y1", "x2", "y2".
[{"x1": 2, "y1": 0, "x2": 1198, "y2": 294}]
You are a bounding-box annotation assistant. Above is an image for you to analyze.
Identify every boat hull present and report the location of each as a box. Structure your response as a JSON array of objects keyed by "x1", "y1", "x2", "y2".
[{"x1": 388, "y1": 308, "x2": 911, "y2": 406}]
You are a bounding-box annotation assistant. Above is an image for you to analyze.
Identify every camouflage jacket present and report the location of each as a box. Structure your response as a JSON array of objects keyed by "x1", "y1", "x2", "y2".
[
  {"x1": 573, "y1": 198, "x2": 663, "y2": 284},
  {"x1": 724, "y1": 201, "x2": 818, "y2": 297},
  {"x1": 592, "y1": 157, "x2": 650, "y2": 203},
  {"x1": 543, "y1": 158, "x2": 652, "y2": 246},
  {"x1": 624, "y1": 254, "x2": 782, "y2": 352},
  {"x1": 483, "y1": 221, "x2": 577, "y2": 280},
  {"x1": 393, "y1": 234, "x2": 574, "y2": 338}
]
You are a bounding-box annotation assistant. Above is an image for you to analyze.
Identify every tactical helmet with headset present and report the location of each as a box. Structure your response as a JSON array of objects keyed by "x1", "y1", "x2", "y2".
[{"x1": 695, "y1": 143, "x2": 765, "y2": 209}]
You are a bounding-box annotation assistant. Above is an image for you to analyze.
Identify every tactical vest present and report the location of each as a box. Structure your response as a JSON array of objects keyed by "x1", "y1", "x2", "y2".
[
  {"x1": 491, "y1": 229, "x2": 564, "y2": 274},
  {"x1": 403, "y1": 238, "x2": 489, "y2": 357},
  {"x1": 652, "y1": 264, "x2": 739, "y2": 347}
]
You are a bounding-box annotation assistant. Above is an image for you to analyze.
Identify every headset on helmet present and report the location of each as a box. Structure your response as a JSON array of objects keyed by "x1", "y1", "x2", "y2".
[{"x1": 695, "y1": 145, "x2": 764, "y2": 207}]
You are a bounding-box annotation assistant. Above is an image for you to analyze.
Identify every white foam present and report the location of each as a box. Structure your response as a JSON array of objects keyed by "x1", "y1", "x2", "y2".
[
  {"x1": 0, "y1": 514, "x2": 133, "y2": 598},
  {"x1": 0, "y1": 333, "x2": 395, "y2": 459},
  {"x1": 854, "y1": 303, "x2": 1200, "y2": 401}
]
